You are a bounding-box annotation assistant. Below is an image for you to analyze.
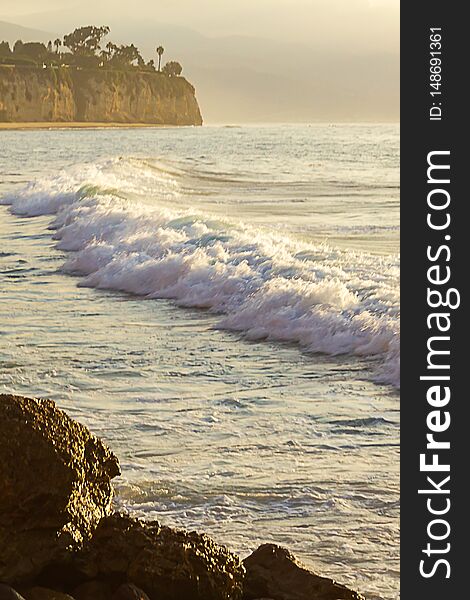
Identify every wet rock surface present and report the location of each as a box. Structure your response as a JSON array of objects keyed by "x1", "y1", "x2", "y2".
[
  {"x1": 70, "y1": 513, "x2": 244, "y2": 600},
  {"x1": 243, "y1": 544, "x2": 365, "y2": 600},
  {"x1": 0, "y1": 585, "x2": 26, "y2": 600},
  {"x1": 0, "y1": 394, "x2": 365, "y2": 600},
  {"x1": 0, "y1": 394, "x2": 120, "y2": 584}
]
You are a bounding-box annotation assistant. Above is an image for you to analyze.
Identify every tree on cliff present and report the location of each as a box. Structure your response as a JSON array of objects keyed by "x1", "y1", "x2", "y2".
[
  {"x1": 0, "y1": 41, "x2": 11, "y2": 57},
  {"x1": 162, "y1": 61, "x2": 183, "y2": 77},
  {"x1": 63, "y1": 25, "x2": 110, "y2": 57},
  {"x1": 13, "y1": 41, "x2": 48, "y2": 62},
  {"x1": 146, "y1": 59, "x2": 156, "y2": 71},
  {"x1": 2, "y1": 28, "x2": 185, "y2": 76},
  {"x1": 156, "y1": 45, "x2": 164, "y2": 72},
  {"x1": 104, "y1": 42, "x2": 144, "y2": 69},
  {"x1": 101, "y1": 41, "x2": 114, "y2": 61}
]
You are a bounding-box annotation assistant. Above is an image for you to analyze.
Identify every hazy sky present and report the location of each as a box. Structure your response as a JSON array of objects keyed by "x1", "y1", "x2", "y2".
[{"x1": 0, "y1": 1, "x2": 399, "y2": 122}]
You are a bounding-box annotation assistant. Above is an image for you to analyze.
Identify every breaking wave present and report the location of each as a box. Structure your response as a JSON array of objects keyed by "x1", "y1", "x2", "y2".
[{"x1": 1, "y1": 157, "x2": 400, "y2": 387}]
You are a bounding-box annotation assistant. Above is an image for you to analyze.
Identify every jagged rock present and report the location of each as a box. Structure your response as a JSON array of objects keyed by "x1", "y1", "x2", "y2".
[
  {"x1": 0, "y1": 585, "x2": 26, "y2": 600},
  {"x1": 22, "y1": 589, "x2": 75, "y2": 600},
  {"x1": 0, "y1": 394, "x2": 120, "y2": 585},
  {"x1": 113, "y1": 584, "x2": 151, "y2": 600},
  {"x1": 243, "y1": 544, "x2": 364, "y2": 600},
  {"x1": 70, "y1": 513, "x2": 245, "y2": 600}
]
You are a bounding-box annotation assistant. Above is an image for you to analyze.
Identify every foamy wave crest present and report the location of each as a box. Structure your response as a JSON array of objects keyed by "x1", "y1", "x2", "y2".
[{"x1": 1, "y1": 158, "x2": 400, "y2": 387}]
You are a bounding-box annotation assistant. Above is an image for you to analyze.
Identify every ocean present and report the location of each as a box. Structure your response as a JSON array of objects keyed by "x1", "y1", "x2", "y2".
[{"x1": 0, "y1": 123, "x2": 399, "y2": 600}]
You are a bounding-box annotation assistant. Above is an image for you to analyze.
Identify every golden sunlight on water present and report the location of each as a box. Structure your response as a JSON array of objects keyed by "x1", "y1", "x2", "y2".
[{"x1": 0, "y1": 124, "x2": 399, "y2": 600}]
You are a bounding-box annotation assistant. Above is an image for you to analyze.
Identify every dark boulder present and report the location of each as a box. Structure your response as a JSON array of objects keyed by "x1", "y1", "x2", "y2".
[
  {"x1": 0, "y1": 585, "x2": 26, "y2": 600},
  {"x1": 0, "y1": 394, "x2": 120, "y2": 584},
  {"x1": 243, "y1": 544, "x2": 364, "y2": 600},
  {"x1": 71, "y1": 513, "x2": 245, "y2": 600}
]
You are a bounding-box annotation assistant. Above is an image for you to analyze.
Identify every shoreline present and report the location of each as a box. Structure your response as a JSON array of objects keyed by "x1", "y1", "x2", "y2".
[
  {"x1": 0, "y1": 393, "x2": 365, "y2": 600},
  {"x1": 0, "y1": 121, "x2": 179, "y2": 130}
]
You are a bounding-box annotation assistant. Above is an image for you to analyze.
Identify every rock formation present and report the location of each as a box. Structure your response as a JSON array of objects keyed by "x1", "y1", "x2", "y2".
[
  {"x1": 243, "y1": 544, "x2": 364, "y2": 600},
  {"x1": 0, "y1": 394, "x2": 120, "y2": 584},
  {"x1": 69, "y1": 514, "x2": 244, "y2": 600},
  {"x1": 0, "y1": 394, "x2": 364, "y2": 600},
  {"x1": 0, "y1": 67, "x2": 203, "y2": 125},
  {"x1": 0, "y1": 584, "x2": 26, "y2": 600}
]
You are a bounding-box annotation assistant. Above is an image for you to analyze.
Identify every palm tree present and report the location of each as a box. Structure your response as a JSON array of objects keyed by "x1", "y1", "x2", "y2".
[
  {"x1": 54, "y1": 38, "x2": 61, "y2": 54},
  {"x1": 156, "y1": 45, "x2": 164, "y2": 72}
]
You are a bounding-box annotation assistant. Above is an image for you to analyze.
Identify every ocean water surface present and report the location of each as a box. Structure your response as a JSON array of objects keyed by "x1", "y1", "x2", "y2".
[{"x1": 0, "y1": 124, "x2": 399, "y2": 600}]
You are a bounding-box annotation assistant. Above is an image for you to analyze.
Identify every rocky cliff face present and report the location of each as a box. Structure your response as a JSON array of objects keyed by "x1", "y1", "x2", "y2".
[{"x1": 0, "y1": 67, "x2": 203, "y2": 125}]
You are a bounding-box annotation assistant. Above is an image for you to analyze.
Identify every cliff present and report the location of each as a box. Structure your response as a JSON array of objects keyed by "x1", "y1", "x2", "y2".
[{"x1": 0, "y1": 66, "x2": 203, "y2": 125}]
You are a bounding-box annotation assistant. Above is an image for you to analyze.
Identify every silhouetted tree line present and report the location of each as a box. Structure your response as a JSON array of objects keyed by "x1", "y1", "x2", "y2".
[{"x1": 0, "y1": 26, "x2": 183, "y2": 76}]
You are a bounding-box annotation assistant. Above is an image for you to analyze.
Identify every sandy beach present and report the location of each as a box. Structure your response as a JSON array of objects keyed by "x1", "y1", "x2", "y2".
[{"x1": 0, "y1": 121, "x2": 168, "y2": 130}]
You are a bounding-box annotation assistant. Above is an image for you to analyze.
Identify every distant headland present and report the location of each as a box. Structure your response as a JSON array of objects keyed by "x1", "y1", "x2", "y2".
[{"x1": 0, "y1": 25, "x2": 203, "y2": 126}]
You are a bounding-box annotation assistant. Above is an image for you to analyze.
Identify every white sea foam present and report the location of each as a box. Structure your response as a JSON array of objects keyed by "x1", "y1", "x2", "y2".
[{"x1": 1, "y1": 157, "x2": 400, "y2": 387}]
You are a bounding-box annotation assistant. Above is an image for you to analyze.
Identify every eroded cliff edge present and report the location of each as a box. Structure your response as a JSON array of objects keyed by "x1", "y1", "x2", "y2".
[{"x1": 0, "y1": 67, "x2": 203, "y2": 125}]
